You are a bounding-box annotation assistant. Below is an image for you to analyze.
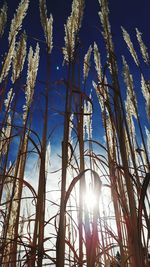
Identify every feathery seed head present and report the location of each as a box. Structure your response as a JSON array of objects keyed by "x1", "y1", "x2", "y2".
[
  {"x1": 83, "y1": 45, "x2": 92, "y2": 81},
  {"x1": 141, "y1": 75, "x2": 150, "y2": 121},
  {"x1": 46, "y1": 15, "x2": 53, "y2": 53},
  {"x1": 39, "y1": 0, "x2": 53, "y2": 53},
  {"x1": 23, "y1": 43, "x2": 40, "y2": 122},
  {"x1": 125, "y1": 93, "x2": 137, "y2": 120},
  {"x1": 136, "y1": 28, "x2": 149, "y2": 65},
  {"x1": 4, "y1": 88, "x2": 15, "y2": 112},
  {"x1": 126, "y1": 110, "x2": 136, "y2": 149},
  {"x1": 63, "y1": 15, "x2": 77, "y2": 63},
  {"x1": 98, "y1": 0, "x2": 113, "y2": 53},
  {"x1": 12, "y1": 32, "x2": 27, "y2": 83},
  {"x1": 0, "y1": 115, "x2": 11, "y2": 155},
  {"x1": 121, "y1": 26, "x2": 139, "y2": 66},
  {"x1": 8, "y1": 0, "x2": 29, "y2": 43},
  {"x1": 39, "y1": 0, "x2": 47, "y2": 28},
  {"x1": 71, "y1": 0, "x2": 84, "y2": 32},
  {"x1": 0, "y1": 2, "x2": 7, "y2": 37},
  {"x1": 0, "y1": 38, "x2": 15, "y2": 83},
  {"x1": 122, "y1": 56, "x2": 137, "y2": 118},
  {"x1": 94, "y1": 42, "x2": 102, "y2": 81},
  {"x1": 63, "y1": 0, "x2": 84, "y2": 63}
]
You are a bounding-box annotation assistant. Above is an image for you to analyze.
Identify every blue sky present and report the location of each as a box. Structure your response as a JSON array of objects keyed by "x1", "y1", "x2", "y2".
[{"x1": 1, "y1": 0, "x2": 150, "y2": 149}]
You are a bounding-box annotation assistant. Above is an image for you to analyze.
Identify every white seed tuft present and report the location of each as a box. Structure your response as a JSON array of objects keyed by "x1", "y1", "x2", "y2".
[
  {"x1": 141, "y1": 75, "x2": 150, "y2": 121},
  {"x1": 121, "y1": 27, "x2": 139, "y2": 66},
  {"x1": 9, "y1": 0, "x2": 29, "y2": 43},
  {"x1": 4, "y1": 88, "x2": 15, "y2": 112},
  {"x1": 12, "y1": 32, "x2": 27, "y2": 83},
  {"x1": 0, "y1": 2, "x2": 7, "y2": 37},
  {"x1": 136, "y1": 28, "x2": 149, "y2": 65},
  {"x1": 83, "y1": 45, "x2": 92, "y2": 81},
  {"x1": 39, "y1": 0, "x2": 53, "y2": 53},
  {"x1": 23, "y1": 43, "x2": 40, "y2": 122},
  {"x1": 63, "y1": 0, "x2": 84, "y2": 63},
  {"x1": 94, "y1": 42, "x2": 102, "y2": 81}
]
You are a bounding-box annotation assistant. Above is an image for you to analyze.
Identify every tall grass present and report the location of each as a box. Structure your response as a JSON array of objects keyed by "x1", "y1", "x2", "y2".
[{"x1": 0, "y1": 0, "x2": 150, "y2": 266}]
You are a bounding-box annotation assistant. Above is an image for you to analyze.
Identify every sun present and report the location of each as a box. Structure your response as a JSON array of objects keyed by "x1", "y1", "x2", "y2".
[{"x1": 84, "y1": 188, "x2": 97, "y2": 211}]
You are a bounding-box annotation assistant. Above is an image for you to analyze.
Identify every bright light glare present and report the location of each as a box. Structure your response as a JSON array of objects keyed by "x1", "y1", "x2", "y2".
[{"x1": 84, "y1": 189, "x2": 97, "y2": 211}]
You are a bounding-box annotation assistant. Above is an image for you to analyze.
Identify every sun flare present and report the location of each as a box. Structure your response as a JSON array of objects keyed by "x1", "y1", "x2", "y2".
[{"x1": 84, "y1": 189, "x2": 97, "y2": 211}]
